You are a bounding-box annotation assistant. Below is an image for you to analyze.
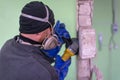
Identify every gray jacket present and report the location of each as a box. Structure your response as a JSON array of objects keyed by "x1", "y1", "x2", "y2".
[{"x1": 0, "y1": 36, "x2": 58, "y2": 80}]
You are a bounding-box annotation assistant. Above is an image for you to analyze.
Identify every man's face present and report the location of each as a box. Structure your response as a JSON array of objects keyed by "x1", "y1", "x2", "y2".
[{"x1": 38, "y1": 27, "x2": 52, "y2": 43}]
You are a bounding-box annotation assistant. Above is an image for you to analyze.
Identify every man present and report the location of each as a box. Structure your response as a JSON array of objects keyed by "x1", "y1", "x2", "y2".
[{"x1": 0, "y1": 1, "x2": 78, "y2": 80}]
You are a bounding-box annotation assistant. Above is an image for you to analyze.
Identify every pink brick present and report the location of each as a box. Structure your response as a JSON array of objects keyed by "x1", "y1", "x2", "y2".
[
  {"x1": 79, "y1": 16, "x2": 91, "y2": 27},
  {"x1": 79, "y1": 27, "x2": 96, "y2": 59}
]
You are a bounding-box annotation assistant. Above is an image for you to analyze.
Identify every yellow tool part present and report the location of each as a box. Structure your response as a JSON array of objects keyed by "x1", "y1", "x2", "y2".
[{"x1": 62, "y1": 48, "x2": 74, "y2": 61}]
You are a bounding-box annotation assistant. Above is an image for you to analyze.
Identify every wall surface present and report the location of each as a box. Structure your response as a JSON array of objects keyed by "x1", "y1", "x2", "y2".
[
  {"x1": 93, "y1": 0, "x2": 120, "y2": 80},
  {"x1": 0, "y1": 0, "x2": 120, "y2": 80}
]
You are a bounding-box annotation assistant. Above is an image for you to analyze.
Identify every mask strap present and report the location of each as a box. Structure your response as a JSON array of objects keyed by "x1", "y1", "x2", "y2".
[{"x1": 21, "y1": 6, "x2": 52, "y2": 28}]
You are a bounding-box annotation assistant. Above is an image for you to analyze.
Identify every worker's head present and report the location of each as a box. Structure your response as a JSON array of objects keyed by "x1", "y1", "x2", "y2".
[
  {"x1": 19, "y1": 1, "x2": 58, "y2": 50},
  {"x1": 19, "y1": 1, "x2": 55, "y2": 33}
]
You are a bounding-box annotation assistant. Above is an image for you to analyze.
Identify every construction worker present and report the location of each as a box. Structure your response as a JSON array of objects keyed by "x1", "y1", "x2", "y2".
[{"x1": 0, "y1": 1, "x2": 78, "y2": 80}]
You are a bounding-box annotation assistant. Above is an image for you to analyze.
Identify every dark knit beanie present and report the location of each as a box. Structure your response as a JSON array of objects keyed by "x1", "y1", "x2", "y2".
[{"x1": 19, "y1": 1, "x2": 55, "y2": 34}]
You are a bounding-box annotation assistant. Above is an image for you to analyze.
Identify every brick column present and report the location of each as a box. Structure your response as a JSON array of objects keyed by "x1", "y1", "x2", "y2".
[{"x1": 76, "y1": 0, "x2": 97, "y2": 80}]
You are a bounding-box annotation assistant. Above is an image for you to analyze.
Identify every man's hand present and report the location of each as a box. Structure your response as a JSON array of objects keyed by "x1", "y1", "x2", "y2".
[
  {"x1": 54, "y1": 55, "x2": 71, "y2": 80},
  {"x1": 54, "y1": 20, "x2": 71, "y2": 46}
]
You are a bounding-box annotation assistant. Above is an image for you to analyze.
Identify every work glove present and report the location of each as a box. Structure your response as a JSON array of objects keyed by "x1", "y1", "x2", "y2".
[
  {"x1": 42, "y1": 46, "x2": 61, "y2": 58},
  {"x1": 62, "y1": 38, "x2": 79, "y2": 61},
  {"x1": 54, "y1": 20, "x2": 71, "y2": 47},
  {"x1": 54, "y1": 55, "x2": 71, "y2": 80}
]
